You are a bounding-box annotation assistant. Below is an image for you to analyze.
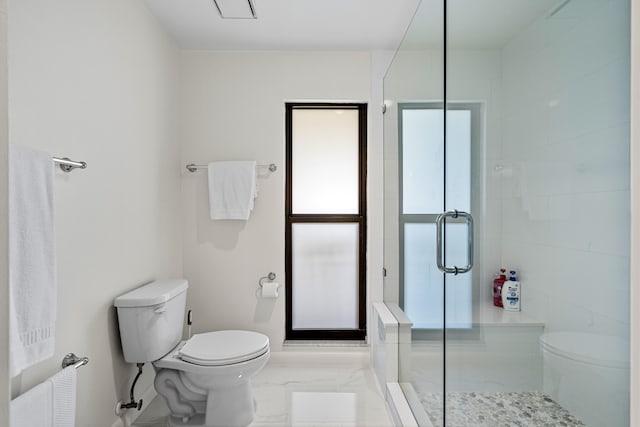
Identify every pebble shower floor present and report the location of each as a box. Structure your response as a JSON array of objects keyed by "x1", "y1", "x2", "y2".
[{"x1": 420, "y1": 391, "x2": 585, "y2": 427}]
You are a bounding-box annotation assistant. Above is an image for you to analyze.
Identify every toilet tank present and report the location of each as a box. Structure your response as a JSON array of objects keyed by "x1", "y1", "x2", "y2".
[{"x1": 114, "y1": 279, "x2": 188, "y2": 363}]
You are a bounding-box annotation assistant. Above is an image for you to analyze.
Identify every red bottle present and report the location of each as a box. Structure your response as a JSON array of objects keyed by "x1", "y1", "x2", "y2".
[{"x1": 493, "y1": 268, "x2": 507, "y2": 307}]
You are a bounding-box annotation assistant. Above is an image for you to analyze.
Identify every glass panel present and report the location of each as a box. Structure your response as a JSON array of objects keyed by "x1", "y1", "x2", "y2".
[
  {"x1": 292, "y1": 109, "x2": 359, "y2": 214},
  {"x1": 402, "y1": 108, "x2": 444, "y2": 214},
  {"x1": 292, "y1": 223, "x2": 359, "y2": 329},
  {"x1": 384, "y1": 1, "x2": 445, "y2": 425},
  {"x1": 385, "y1": 0, "x2": 629, "y2": 426},
  {"x1": 445, "y1": 1, "x2": 631, "y2": 427}
]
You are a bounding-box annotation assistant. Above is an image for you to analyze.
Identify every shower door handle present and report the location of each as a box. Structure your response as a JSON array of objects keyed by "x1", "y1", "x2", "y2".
[{"x1": 436, "y1": 210, "x2": 474, "y2": 275}]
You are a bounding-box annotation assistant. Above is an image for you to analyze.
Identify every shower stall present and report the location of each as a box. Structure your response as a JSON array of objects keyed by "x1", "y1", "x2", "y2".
[{"x1": 382, "y1": 0, "x2": 631, "y2": 425}]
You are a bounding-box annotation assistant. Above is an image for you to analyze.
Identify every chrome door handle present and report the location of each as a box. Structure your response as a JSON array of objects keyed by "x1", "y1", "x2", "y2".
[{"x1": 436, "y1": 210, "x2": 474, "y2": 275}]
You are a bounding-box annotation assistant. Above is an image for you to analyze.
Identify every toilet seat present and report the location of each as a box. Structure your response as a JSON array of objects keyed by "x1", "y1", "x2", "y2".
[
  {"x1": 540, "y1": 332, "x2": 629, "y2": 369},
  {"x1": 178, "y1": 330, "x2": 269, "y2": 366}
]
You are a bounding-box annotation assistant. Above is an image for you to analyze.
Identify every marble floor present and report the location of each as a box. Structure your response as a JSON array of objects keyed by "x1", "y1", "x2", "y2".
[{"x1": 132, "y1": 350, "x2": 394, "y2": 427}]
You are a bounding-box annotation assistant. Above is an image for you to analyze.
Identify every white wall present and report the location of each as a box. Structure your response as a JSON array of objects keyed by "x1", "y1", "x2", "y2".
[
  {"x1": 8, "y1": 0, "x2": 182, "y2": 425},
  {"x1": 500, "y1": 0, "x2": 630, "y2": 339},
  {"x1": 179, "y1": 51, "x2": 371, "y2": 350},
  {"x1": 0, "y1": 0, "x2": 8, "y2": 424}
]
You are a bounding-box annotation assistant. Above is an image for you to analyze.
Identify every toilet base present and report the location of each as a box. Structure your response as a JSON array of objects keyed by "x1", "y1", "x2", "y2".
[
  {"x1": 168, "y1": 414, "x2": 206, "y2": 427},
  {"x1": 164, "y1": 381, "x2": 256, "y2": 427},
  {"x1": 204, "y1": 380, "x2": 256, "y2": 427},
  {"x1": 156, "y1": 371, "x2": 258, "y2": 427}
]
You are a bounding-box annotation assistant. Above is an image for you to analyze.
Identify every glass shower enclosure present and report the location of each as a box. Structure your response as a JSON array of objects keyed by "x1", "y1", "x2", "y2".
[{"x1": 383, "y1": 1, "x2": 631, "y2": 425}]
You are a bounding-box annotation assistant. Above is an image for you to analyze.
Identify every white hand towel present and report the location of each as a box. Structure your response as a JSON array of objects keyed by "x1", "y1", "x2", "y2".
[
  {"x1": 10, "y1": 366, "x2": 77, "y2": 427},
  {"x1": 9, "y1": 144, "x2": 56, "y2": 377},
  {"x1": 208, "y1": 161, "x2": 257, "y2": 220}
]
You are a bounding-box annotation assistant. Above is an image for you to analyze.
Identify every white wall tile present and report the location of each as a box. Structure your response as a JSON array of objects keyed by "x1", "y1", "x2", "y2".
[{"x1": 501, "y1": 0, "x2": 630, "y2": 342}]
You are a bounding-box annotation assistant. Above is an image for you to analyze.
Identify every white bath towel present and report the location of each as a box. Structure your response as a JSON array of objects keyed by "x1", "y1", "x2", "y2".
[
  {"x1": 10, "y1": 366, "x2": 77, "y2": 427},
  {"x1": 9, "y1": 144, "x2": 56, "y2": 377},
  {"x1": 207, "y1": 161, "x2": 257, "y2": 220},
  {"x1": 52, "y1": 366, "x2": 77, "y2": 426}
]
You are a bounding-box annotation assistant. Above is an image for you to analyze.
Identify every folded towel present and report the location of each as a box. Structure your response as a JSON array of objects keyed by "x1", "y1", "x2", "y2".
[
  {"x1": 207, "y1": 161, "x2": 257, "y2": 220},
  {"x1": 52, "y1": 366, "x2": 77, "y2": 426},
  {"x1": 9, "y1": 144, "x2": 56, "y2": 377},
  {"x1": 10, "y1": 366, "x2": 77, "y2": 427}
]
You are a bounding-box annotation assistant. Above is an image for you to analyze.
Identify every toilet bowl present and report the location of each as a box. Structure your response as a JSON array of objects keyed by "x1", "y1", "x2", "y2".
[
  {"x1": 540, "y1": 332, "x2": 629, "y2": 427},
  {"x1": 154, "y1": 330, "x2": 270, "y2": 427},
  {"x1": 114, "y1": 279, "x2": 270, "y2": 427}
]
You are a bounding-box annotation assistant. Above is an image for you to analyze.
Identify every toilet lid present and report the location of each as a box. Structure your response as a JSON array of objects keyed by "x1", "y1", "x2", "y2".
[
  {"x1": 540, "y1": 332, "x2": 629, "y2": 369},
  {"x1": 178, "y1": 330, "x2": 269, "y2": 366}
]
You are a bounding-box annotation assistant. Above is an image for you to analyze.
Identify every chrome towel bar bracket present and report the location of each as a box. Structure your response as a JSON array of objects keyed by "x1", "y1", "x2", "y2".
[{"x1": 62, "y1": 353, "x2": 89, "y2": 369}]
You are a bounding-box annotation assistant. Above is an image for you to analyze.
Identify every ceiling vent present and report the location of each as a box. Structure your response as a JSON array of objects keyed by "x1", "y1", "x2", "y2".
[{"x1": 212, "y1": 0, "x2": 257, "y2": 19}]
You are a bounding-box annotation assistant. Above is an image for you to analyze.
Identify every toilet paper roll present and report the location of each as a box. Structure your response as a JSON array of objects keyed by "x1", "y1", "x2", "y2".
[{"x1": 261, "y1": 282, "x2": 279, "y2": 298}]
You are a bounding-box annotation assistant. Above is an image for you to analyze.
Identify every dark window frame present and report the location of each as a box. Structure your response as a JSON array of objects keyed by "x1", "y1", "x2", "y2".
[{"x1": 285, "y1": 102, "x2": 367, "y2": 341}]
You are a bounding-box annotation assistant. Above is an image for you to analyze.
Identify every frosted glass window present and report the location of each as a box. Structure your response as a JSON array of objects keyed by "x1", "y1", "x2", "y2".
[
  {"x1": 404, "y1": 223, "x2": 443, "y2": 329},
  {"x1": 402, "y1": 109, "x2": 444, "y2": 214},
  {"x1": 292, "y1": 109, "x2": 359, "y2": 214},
  {"x1": 400, "y1": 105, "x2": 474, "y2": 330},
  {"x1": 402, "y1": 108, "x2": 471, "y2": 214},
  {"x1": 445, "y1": 110, "x2": 471, "y2": 212},
  {"x1": 292, "y1": 223, "x2": 359, "y2": 329},
  {"x1": 404, "y1": 223, "x2": 471, "y2": 329}
]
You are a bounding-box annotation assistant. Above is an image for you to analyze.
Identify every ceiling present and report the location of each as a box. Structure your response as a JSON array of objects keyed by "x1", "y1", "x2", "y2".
[
  {"x1": 143, "y1": 0, "x2": 420, "y2": 50},
  {"x1": 143, "y1": 0, "x2": 564, "y2": 51},
  {"x1": 402, "y1": 0, "x2": 561, "y2": 49}
]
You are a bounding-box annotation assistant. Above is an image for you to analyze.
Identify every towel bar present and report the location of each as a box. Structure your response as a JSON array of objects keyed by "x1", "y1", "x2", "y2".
[
  {"x1": 186, "y1": 163, "x2": 277, "y2": 173},
  {"x1": 53, "y1": 157, "x2": 87, "y2": 173},
  {"x1": 62, "y1": 353, "x2": 89, "y2": 369}
]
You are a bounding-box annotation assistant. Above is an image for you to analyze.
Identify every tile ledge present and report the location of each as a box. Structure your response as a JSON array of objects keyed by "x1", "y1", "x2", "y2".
[{"x1": 282, "y1": 340, "x2": 368, "y2": 350}]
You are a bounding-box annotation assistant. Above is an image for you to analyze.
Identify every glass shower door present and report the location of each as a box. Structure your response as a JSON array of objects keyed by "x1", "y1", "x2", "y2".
[{"x1": 384, "y1": 0, "x2": 631, "y2": 426}]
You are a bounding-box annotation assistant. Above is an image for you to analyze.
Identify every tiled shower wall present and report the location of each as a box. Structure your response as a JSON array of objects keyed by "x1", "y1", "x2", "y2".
[{"x1": 500, "y1": 0, "x2": 631, "y2": 339}]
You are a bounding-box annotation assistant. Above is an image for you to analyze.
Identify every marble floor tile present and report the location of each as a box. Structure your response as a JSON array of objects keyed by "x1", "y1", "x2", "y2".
[{"x1": 132, "y1": 351, "x2": 393, "y2": 427}]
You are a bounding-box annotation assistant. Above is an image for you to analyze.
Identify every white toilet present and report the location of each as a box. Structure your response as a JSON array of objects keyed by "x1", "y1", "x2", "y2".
[
  {"x1": 114, "y1": 279, "x2": 270, "y2": 427},
  {"x1": 540, "y1": 331, "x2": 629, "y2": 427}
]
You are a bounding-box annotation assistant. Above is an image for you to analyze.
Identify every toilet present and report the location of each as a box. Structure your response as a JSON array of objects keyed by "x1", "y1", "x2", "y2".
[
  {"x1": 540, "y1": 331, "x2": 629, "y2": 427},
  {"x1": 114, "y1": 279, "x2": 270, "y2": 427}
]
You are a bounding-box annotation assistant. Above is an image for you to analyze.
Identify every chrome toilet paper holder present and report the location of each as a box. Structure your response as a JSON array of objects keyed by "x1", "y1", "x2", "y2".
[{"x1": 258, "y1": 272, "x2": 276, "y2": 287}]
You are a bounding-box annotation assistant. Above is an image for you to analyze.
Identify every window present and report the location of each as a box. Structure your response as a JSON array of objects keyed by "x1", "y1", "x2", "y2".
[
  {"x1": 399, "y1": 102, "x2": 480, "y2": 332},
  {"x1": 285, "y1": 103, "x2": 367, "y2": 340}
]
